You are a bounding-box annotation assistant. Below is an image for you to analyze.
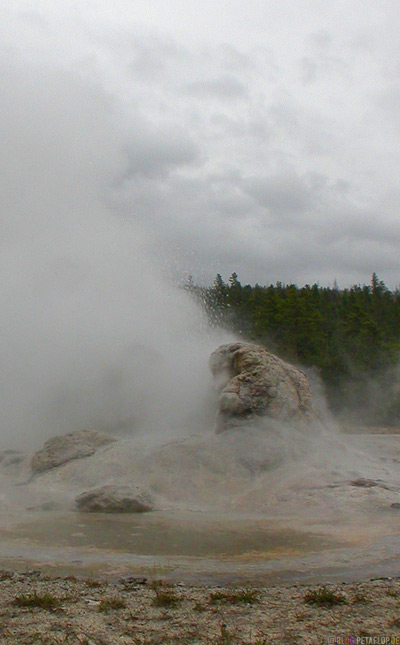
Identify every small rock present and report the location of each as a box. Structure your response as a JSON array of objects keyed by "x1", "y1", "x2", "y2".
[
  {"x1": 76, "y1": 484, "x2": 154, "y2": 513},
  {"x1": 0, "y1": 450, "x2": 25, "y2": 466},
  {"x1": 120, "y1": 576, "x2": 147, "y2": 586},
  {"x1": 350, "y1": 478, "x2": 380, "y2": 488},
  {"x1": 26, "y1": 501, "x2": 60, "y2": 511}
]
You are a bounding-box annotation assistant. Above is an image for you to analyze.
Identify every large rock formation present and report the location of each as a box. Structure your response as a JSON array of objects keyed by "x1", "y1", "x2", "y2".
[
  {"x1": 31, "y1": 430, "x2": 116, "y2": 473},
  {"x1": 76, "y1": 484, "x2": 154, "y2": 513},
  {"x1": 209, "y1": 342, "x2": 316, "y2": 433}
]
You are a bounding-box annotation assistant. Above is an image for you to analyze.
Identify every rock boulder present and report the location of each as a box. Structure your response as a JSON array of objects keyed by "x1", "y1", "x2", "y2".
[
  {"x1": 75, "y1": 485, "x2": 154, "y2": 513},
  {"x1": 209, "y1": 342, "x2": 316, "y2": 432},
  {"x1": 31, "y1": 430, "x2": 116, "y2": 473}
]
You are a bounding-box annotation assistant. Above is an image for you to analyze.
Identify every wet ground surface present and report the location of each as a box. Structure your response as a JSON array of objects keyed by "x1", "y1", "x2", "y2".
[
  {"x1": 0, "y1": 431, "x2": 400, "y2": 585},
  {"x1": 0, "y1": 507, "x2": 398, "y2": 585},
  {"x1": 1, "y1": 510, "x2": 337, "y2": 557}
]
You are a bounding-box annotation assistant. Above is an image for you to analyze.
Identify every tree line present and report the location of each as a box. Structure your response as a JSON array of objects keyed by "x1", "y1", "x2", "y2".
[{"x1": 185, "y1": 272, "x2": 400, "y2": 426}]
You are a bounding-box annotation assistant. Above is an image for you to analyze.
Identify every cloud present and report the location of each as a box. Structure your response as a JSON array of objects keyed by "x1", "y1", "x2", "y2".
[
  {"x1": 243, "y1": 169, "x2": 315, "y2": 218},
  {"x1": 129, "y1": 37, "x2": 182, "y2": 81},
  {"x1": 184, "y1": 76, "x2": 247, "y2": 100},
  {"x1": 1, "y1": 1, "x2": 400, "y2": 304},
  {"x1": 122, "y1": 126, "x2": 200, "y2": 179}
]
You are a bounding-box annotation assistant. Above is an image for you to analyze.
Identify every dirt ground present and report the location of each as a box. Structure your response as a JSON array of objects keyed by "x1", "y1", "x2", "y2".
[{"x1": 0, "y1": 569, "x2": 399, "y2": 644}]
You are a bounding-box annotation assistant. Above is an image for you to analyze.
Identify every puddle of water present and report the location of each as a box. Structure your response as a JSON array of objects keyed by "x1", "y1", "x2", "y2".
[
  {"x1": 0, "y1": 508, "x2": 397, "y2": 585},
  {"x1": 1, "y1": 510, "x2": 340, "y2": 559}
]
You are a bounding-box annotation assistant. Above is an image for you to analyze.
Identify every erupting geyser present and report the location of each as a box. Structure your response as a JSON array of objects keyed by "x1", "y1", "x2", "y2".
[{"x1": 1, "y1": 339, "x2": 397, "y2": 522}]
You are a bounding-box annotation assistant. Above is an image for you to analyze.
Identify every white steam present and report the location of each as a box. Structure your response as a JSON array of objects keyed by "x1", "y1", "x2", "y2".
[{"x1": 0, "y1": 55, "x2": 226, "y2": 449}]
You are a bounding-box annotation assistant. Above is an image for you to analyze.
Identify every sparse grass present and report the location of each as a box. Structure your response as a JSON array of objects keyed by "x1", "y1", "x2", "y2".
[
  {"x1": 98, "y1": 596, "x2": 126, "y2": 612},
  {"x1": 351, "y1": 591, "x2": 369, "y2": 604},
  {"x1": 214, "y1": 623, "x2": 269, "y2": 645},
  {"x1": 13, "y1": 591, "x2": 61, "y2": 610},
  {"x1": 387, "y1": 587, "x2": 398, "y2": 598},
  {"x1": 0, "y1": 570, "x2": 13, "y2": 581},
  {"x1": 209, "y1": 588, "x2": 260, "y2": 605},
  {"x1": 27, "y1": 632, "x2": 76, "y2": 644},
  {"x1": 281, "y1": 629, "x2": 303, "y2": 644},
  {"x1": 84, "y1": 578, "x2": 103, "y2": 588},
  {"x1": 193, "y1": 600, "x2": 207, "y2": 612},
  {"x1": 217, "y1": 622, "x2": 235, "y2": 645},
  {"x1": 152, "y1": 583, "x2": 181, "y2": 608},
  {"x1": 303, "y1": 586, "x2": 348, "y2": 607}
]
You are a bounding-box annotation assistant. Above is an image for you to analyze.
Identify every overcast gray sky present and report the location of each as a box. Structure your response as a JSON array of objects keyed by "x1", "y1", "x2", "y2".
[{"x1": 2, "y1": 0, "x2": 400, "y2": 288}]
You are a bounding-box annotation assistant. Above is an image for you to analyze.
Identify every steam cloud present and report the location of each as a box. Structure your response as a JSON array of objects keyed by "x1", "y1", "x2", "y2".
[{"x1": 0, "y1": 54, "x2": 225, "y2": 449}]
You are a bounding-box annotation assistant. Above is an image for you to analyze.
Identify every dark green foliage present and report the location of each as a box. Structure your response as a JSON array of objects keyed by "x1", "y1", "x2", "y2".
[{"x1": 186, "y1": 273, "x2": 400, "y2": 424}]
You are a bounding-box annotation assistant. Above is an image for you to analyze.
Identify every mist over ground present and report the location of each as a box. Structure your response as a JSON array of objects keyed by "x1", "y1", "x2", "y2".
[
  {"x1": 3, "y1": 2, "x2": 400, "y2": 289},
  {"x1": 0, "y1": 55, "x2": 231, "y2": 450}
]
